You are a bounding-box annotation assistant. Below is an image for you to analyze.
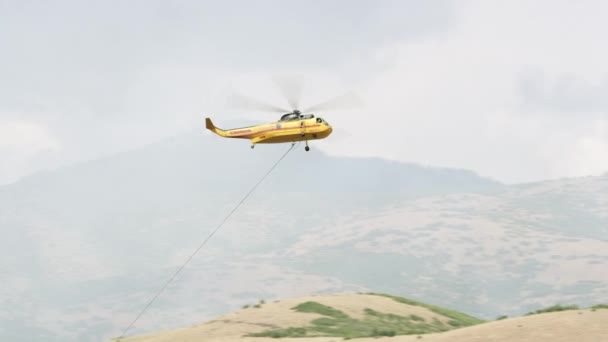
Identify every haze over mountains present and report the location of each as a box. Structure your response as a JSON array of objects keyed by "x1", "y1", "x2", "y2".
[{"x1": 1, "y1": 130, "x2": 606, "y2": 342}]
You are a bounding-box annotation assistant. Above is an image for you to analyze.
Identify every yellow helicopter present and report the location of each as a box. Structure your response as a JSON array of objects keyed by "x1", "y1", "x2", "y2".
[
  {"x1": 205, "y1": 80, "x2": 358, "y2": 151},
  {"x1": 206, "y1": 110, "x2": 331, "y2": 151}
]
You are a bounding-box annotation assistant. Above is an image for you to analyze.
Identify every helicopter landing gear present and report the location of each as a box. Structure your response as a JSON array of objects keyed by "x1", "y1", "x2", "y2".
[
  {"x1": 251, "y1": 144, "x2": 255, "y2": 149},
  {"x1": 304, "y1": 140, "x2": 310, "y2": 152}
]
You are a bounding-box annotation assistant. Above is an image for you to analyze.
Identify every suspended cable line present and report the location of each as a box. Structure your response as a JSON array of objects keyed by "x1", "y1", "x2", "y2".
[{"x1": 118, "y1": 142, "x2": 298, "y2": 339}]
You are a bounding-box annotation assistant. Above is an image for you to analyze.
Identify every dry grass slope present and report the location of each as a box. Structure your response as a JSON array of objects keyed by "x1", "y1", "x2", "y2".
[
  {"x1": 115, "y1": 295, "x2": 608, "y2": 342},
  {"x1": 115, "y1": 293, "x2": 477, "y2": 341},
  {"x1": 384, "y1": 309, "x2": 608, "y2": 342}
]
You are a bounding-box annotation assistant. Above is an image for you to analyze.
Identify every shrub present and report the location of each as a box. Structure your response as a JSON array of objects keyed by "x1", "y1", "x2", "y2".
[
  {"x1": 447, "y1": 320, "x2": 464, "y2": 327},
  {"x1": 496, "y1": 315, "x2": 508, "y2": 320},
  {"x1": 248, "y1": 327, "x2": 306, "y2": 338},
  {"x1": 370, "y1": 328, "x2": 396, "y2": 337},
  {"x1": 367, "y1": 293, "x2": 484, "y2": 326},
  {"x1": 292, "y1": 301, "x2": 348, "y2": 318},
  {"x1": 526, "y1": 304, "x2": 579, "y2": 316}
]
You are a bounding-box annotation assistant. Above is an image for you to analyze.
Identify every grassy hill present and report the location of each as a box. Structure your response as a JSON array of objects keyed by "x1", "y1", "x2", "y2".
[
  {"x1": 115, "y1": 293, "x2": 608, "y2": 342},
  {"x1": 115, "y1": 293, "x2": 484, "y2": 341}
]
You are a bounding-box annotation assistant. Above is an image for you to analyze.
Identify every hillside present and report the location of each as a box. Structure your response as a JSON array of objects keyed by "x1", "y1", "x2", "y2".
[
  {"x1": 276, "y1": 174, "x2": 608, "y2": 319},
  {"x1": 1, "y1": 131, "x2": 607, "y2": 341},
  {"x1": 116, "y1": 293, "x2": 608, "y2": 342},
  {"x1": 414, "y1": 309, "x2": 608, "y2": 342},
  {"x1": 116, "y1": 293, "x2": 483, "y2": 341}
]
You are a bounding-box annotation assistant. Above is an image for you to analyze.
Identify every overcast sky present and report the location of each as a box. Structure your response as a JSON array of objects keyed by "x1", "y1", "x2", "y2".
[{"x1": 1, "y1": 0, "x2": 607, "y2": 185}]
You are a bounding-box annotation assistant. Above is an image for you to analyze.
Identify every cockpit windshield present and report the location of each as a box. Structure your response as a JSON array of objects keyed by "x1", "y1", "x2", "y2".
[
  {"x1": 316, "y1": 117, "x2": 329, "y2": 125},
  {"x1": 279, "y1": 113, "x2": 316, "y2": 121},
  {"x1": 279, "y1": 113, "x2": 299, "y2": 121}
]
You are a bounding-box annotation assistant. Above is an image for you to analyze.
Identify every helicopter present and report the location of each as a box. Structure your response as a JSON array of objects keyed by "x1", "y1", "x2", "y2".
[
  {"x1": 205, "y1": 78, "x2": 359, "y2": 151},
  {"x1": 205, "y1": 109, "x2": 332, "y2": 152}
]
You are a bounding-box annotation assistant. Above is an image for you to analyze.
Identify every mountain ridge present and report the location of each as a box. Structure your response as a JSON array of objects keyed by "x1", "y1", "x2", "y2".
[
  {"x1": 1, "y1": 131, "x2": 606, "y2": 342},
  {"x1": 1, "y1": 129, "x2": 504, "y2": 194}
]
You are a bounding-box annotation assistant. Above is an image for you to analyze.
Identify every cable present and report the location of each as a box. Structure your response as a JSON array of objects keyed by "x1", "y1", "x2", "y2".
[{"x1": 118, "y1": 142, "x2": 298, "y2": 339}]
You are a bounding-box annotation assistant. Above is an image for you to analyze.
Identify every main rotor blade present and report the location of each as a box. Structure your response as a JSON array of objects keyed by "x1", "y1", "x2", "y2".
[
  {"x1": 302, "y1": 91, "x2": 363, "y2": 113},
  {"x1": 225, "y1": 92, "x2": 290, "y2": 113},
  {"x1": 273, "y1": 75, "x2": 303, "y2": 110}
]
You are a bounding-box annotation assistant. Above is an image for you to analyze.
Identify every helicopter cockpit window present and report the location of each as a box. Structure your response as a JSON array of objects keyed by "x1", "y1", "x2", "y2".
[
  {"x1": 316, "y1": 117, "x2": 322, "y2": 123},
  {"x1": 280, "y1": 113, "x2": 299, "y2": 121}
]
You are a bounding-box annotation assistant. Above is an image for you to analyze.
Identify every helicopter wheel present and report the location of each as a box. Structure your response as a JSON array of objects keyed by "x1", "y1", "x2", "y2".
[
  {"x1": 251, "y1": 144, "x2": 255, "y2": 149},
  {"x1": 304, "y1": 140, "x2": 310, "y2": 152}
]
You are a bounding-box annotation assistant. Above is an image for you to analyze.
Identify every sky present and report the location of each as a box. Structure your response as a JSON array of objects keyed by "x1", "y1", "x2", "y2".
[{"x1": 1, "y1": 0, "x2": 607, "y2": 185}]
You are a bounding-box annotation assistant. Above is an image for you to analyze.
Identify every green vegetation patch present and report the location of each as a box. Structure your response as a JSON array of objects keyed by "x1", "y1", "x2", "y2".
[
  {"x1": 525, "y1": 304, "x2": 579, "y2": 316},
  {"x1": 367, "y1": 293, "x2": 485, "y2": 326},
  {"x1": 591, "y1": 304, "x2": 608, "y2": 310},
  {"x1": 247, "y1": 301, "x2": 455, "y2": 339},
  {"x1": 258, "y1": 327, "x2": 308, "y2": 338},
  {"x1": 292, "y1": 301, "x2": 349, "y2": 318},
  {"x1": 410, "y1": 314, "x2": 425, "y2": 321}
]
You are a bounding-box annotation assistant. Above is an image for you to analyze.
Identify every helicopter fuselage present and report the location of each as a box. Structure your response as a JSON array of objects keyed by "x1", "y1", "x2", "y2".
[{"x1": 205, "y1": 115, "x2": 333, "y2": 146}]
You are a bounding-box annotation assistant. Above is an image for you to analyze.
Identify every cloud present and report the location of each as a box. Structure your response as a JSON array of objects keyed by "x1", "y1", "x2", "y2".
[
  {"x1": 569, "y1": 119, "x2": 608, "y2": 177},
  {"x1": 1, "y1": 1, "x2": 607, "y2": 184},
  {"x1": 0, "y1": 119, "x2": 60, "y2": 184},
  {"x1": 0, "y1": 121, "x2": 58, "y2": 150},
  {"x1": 315, "y1": 0, "x2": 608, "y2": 183},
  {"x1": 0, "y1": 1, "x2": 455, "y2": 185},
  {"x1": 520, "y1": 69, "x2": 608, "y2": 114}
]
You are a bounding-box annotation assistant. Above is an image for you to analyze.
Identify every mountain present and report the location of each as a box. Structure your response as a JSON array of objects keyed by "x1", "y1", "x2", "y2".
[
  {"x1": 1, "y1": 130, "x2": 606, "y2": 342},
  {"x1": 272, "y1": 174, "x2": 608, "y2": 320}
]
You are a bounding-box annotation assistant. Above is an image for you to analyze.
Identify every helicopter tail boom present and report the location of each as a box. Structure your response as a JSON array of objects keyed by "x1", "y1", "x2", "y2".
[{"x1": 205, "y1": 118, "x2": 229, "y2": 137}]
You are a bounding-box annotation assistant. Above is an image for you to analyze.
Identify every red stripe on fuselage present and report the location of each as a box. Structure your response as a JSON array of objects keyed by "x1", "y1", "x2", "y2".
[{"x1": 228, "y1": 124, "x2": 322, "y2": 138}]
